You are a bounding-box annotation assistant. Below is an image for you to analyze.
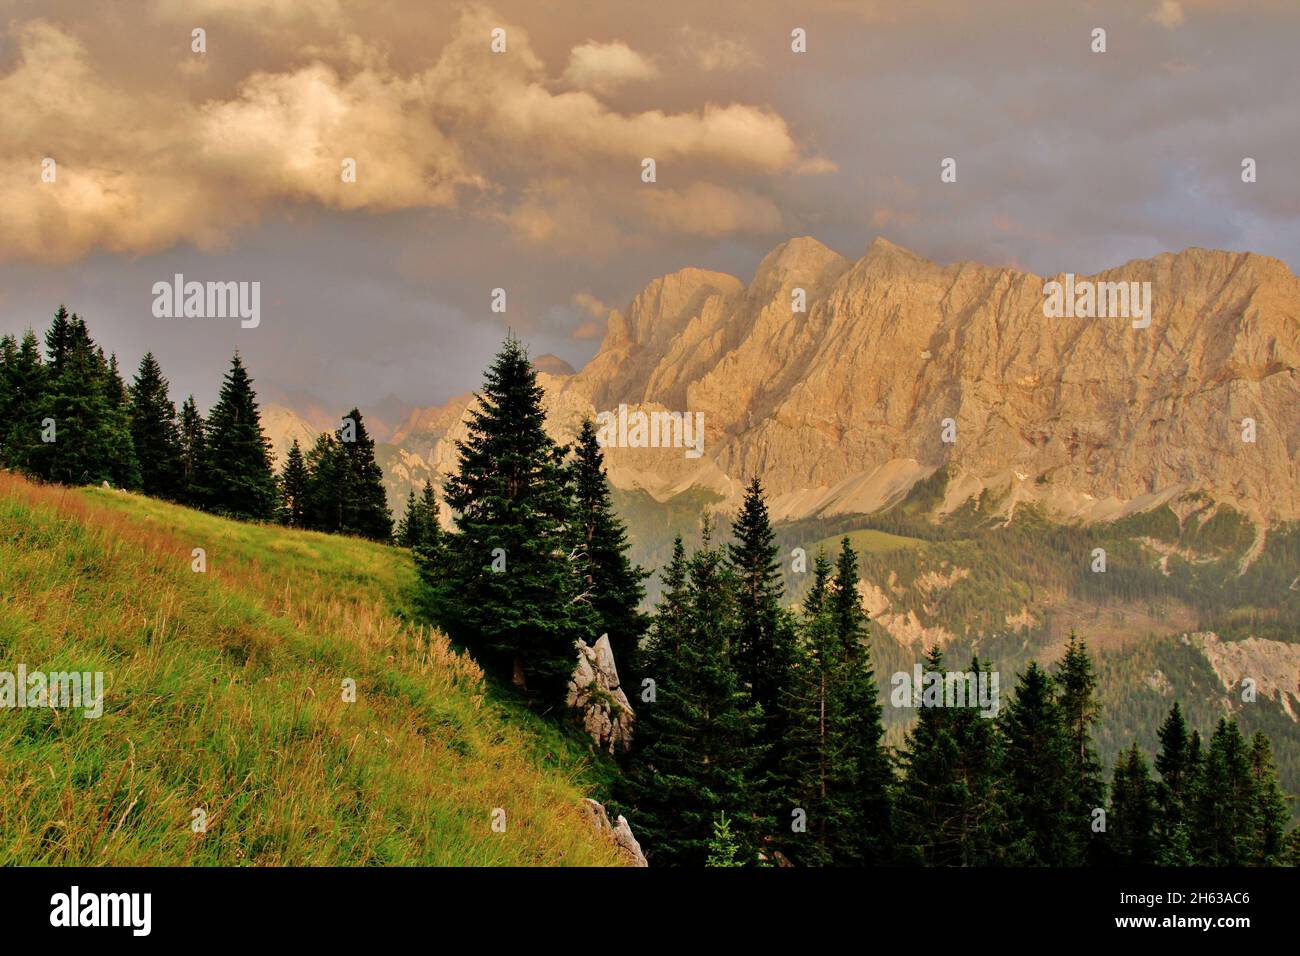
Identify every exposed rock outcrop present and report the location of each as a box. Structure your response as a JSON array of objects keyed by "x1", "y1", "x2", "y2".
[
  {"x1": 567, "y1": 633, "x2": 635, "y2": 754},
  {"x1": 581, "y1": 798, "x2": 648, "y2": 867}
]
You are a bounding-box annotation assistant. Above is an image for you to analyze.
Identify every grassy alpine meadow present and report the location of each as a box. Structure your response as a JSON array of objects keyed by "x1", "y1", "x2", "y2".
[{"x1": 0, "y1": 470, "x2": 625, "y2": 866}]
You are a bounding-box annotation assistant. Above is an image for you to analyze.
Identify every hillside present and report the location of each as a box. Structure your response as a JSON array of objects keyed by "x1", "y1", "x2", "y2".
[{"x1": 0, "y1": 471, "x2": 625, "y2": 866}]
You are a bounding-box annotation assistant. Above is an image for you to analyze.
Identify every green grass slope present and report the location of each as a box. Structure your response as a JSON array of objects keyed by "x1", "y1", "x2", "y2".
[{"x1": 0, "y1": 471, "x2": 624, "y2": 866}]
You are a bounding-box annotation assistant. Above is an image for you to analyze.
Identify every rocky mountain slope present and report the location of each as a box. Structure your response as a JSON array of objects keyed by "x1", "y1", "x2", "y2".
[{"x1": 289, "y1": 237, "x2": 1297, "y2": 528}]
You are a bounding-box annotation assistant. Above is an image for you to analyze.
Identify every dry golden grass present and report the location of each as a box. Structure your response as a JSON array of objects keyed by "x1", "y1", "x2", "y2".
[{"x1": 0, "y1": 471, "x2": 625, "y2": 866}]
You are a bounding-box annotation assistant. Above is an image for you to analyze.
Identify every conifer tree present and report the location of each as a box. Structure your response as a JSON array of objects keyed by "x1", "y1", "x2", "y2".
[
  {"x1": 35, "y1": 314, "x2": 119, "y2": 486},
  {"x1": 897, "y1": 647, "x2": 1006, "y2": 866},
  {"x1": 338, "y1": 407, "x2": 393, "y2": 541},
  {"x1": 1055, "y1": 632, "x2": 1106, "y2": 862},
  {"x1": 103, "y1": 352, "x2": 141, "y2": 491},
  {"x1": 727, "y1": 477, "x2": 796, "y2": 820},
  {"x1": 1191, "y1": 718, "x2": 1258, "y2": 865},
  {"x1": 829, "y1": 537, "x2": 893, "y2": 864},
  {"x1": 301, "y1": 432, "x2": 346, "y2": 532},
  {"x1": 278, "y1": 438, "x2": 308, "y2": 526},
  {"x1": 1000, "y1": 662, "x2": 1083, "y2": 865},
  {"x1": 1247, "y1": 731, "x2": 1290, "y2": 865},
  {"x1": 1109, "y1": 743, "x2": 1159, "y2": 865},
  {"x1": 178, "y1": 395, "x2": 207, "y2": 506},
  {"x1": 203, "y1": 353, "x2": 277, "y2": 520},
  {"x1": 397, "y1": 488, "x2": 421, "y2": 545},
  {"x1": 0, "y1": 330, "x2": 46, "y2": 470},
  {"x1": 430, "y1": 337, "x2": 582, "y2": 701},
  {"x1": 129, "y1": 352, "x2": 183, "y2": 499},
  {"x1": 622, "y1": 523, "x2": 761, "y2": 866},
  {"x1": 571, "y1": 419, "x2": 648, "y2": 679},
  {"x1": 1153, "y1": 701, "x2": 1195, "y2": 865}
]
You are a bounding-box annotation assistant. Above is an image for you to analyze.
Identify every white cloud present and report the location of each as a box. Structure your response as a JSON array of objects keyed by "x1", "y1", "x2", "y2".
[{"x1": 562, "y1": 41, "x2": 658, "y2": 94}]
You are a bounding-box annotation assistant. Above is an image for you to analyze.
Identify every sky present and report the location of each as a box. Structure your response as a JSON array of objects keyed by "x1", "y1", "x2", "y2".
[{"x1": 1, "y1": 0, "x2": 1297, "y2": 410}]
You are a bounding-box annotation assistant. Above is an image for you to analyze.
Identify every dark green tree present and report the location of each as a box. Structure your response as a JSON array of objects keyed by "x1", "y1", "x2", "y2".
[
  {"x1": 128, "y1": 352, "x2": 183, "y2": 499},
  {"x1": 202, "y1": 353, "x2": 277, "y2": 520},
  {"x1": 571, "y1": 419, "x2": 648, "y2": 680},
  {"x1": 338, "y1": 408, "x2": 393, "y2": 541},
  {"x1": 1109, "y1": 743, "x2": 1159, "y2": 866},
  {"x1": 1153, "y1": 702, "x2": 1195, "y2": 865},
  {"x1": 429, "y1": 337, "x2": 582, "y2": 702},
  {"x1": 1055, "y1": 632, "x2": 1106, "y2": 862},
  {"x1": 1248, "y1": 731, "x2": 1290, "y2": 865},
  {"x1": 34, "y1": 313, "x2": 118, "y2": 486},
  {"x1": 1000, "y1": 662, "x2": 1083, "y2": 865},
  {"x1": 727, "y1": 477, "x2": 796, "y2": 822},
  {"x1": 277, "y1": 438, "x2": 308, "y2": 526},
  {"x1": 0, "y1": 330, "x2": 46, "y2": 470},
  {"x1": 178, "y1": 395, "x2": 207, "y2": 506},
  {"x1": 301, "y1": 432, "x2": 347, "y2": 532},
  {"x1": 622, "y1": 523, "x2": 761, "y2": 866},
  {"x1": 1190, "y1": 718, "x2": 1258, "y2": 866}
]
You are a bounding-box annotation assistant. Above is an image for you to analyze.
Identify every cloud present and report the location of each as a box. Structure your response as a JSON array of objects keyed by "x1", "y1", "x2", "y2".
[
  {"x1": 678, "y1": 27, "x2": 758, "y2": 72},
  {"x1": 562, "y1": 41, "x2": 657, "y2": 94},
  {"x1": 0, "y1": 6, "x2": 828, "y2": 262},
  {"x1": 1150, "y1": 1, "x2": 1186, "y2": 28}
]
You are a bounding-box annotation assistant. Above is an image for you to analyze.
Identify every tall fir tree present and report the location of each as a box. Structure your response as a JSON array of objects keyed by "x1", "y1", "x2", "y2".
[
  {"x1": 1247, "y1": 731, "x2": 1290, "y2": 865},
  {"x1": 829, "y1": 536, "x2": 893, "y2": 864},
  {"x1": 428, "y1": 337, "x2": 582, "y2": 702},
  {"x1": 301, "y1": 432, "x2": 347, "y2": 532},
  {"x1": 34, "y1": 313, "x2": 120, "y2": 486},
  {"x1": 727, "y1": 477, "x2": 796, "y2": 825},
  {"x1": 103, "y1": 352, "x2": 141, "y2": 491},
  {"x1": 1109, "y1": 743, "x2": 1159, "y2": 865},
  {"x1": 897, "y1": 648, "x2": 1006, "y2": 866},
  {"x1": 277, "y1": 438, "x2": 308, "y2": 526},
  {"x1": 1190, "y1": 718, "x2": 1258, "y2": 865},
  {"x1": 202, "y1": 353, "x2": 277, "y2": 520},
  {"x1": 1000, "y1": 662, "x2": 1084, "y2": 865},
  {"x1": 0, "y1": 330, "x2": 46, "y2": 470},
  {"x1": 128, "y1": 352, "x2": 183, "y2": 499},
  {"x1": 1055, "y1": 633, "x2": 1107, "y2": 862},
  {"x1": 623, "y1": 523, "x2": 761, "y2": 866},
  {"x1": 338, "y1": 408, "x2": 393, "y2": 541},
  {"x1": 570, "y1": 419, "x2": 648, "y2": 680},
  {"x1": 1153, "y1": 701, "x2": 1195, "y2": 865},
  {"x1": 178, "y1": 395, "x2": 208, "y2": 506}
]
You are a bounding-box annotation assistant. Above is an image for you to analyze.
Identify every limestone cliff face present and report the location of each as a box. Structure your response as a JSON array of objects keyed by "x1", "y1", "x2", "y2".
[
  {"x1": 555, "y1": 236, "x2": 1300, "y2": 524},
  {"x1": 295, "y1": 237, "x2": 1299, "y2": 525}
]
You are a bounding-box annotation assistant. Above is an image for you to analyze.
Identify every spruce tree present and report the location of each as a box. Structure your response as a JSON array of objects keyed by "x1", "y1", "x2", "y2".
[
  {"x1": 1191, "y1": 718, "x2": 1258, "y2": 865},
  {"x1": 830, "y1": 536, "x2": 893, "y2": 864},
  {"x1": 178, "y1": 395, "x2": 208, "y2": 506},
  {"x1": 103, "y1": 353, "x2": 141, "y2": 491},
  {"x1": 338, "y1": 408, "x2": 393, "y2": 541},
  {"x1": 1247, "y1": 731, "x2": 1290, "y2": 865},
  {"x1": 431, "y1": 337, "x2": 582, "y2": 701},
  {"x1": 1109, "y1": 743, "x2": 1159, "y2": 865},
  {"x1": 1000, "y1": 662, "x2": 1083, "y2": 865},
  {"x1": 203, "y1": 353, "x2": 277, "y2": 520},
  {"x1": 0, "y1": 330, "x2": 46, "y2": 471},
  {"x1": 622, "y1": 523, "x2": 761, "y2": 866},
  {"x1": 1153, "y1": 702, "x2": 1195, "y2": 865},
  {"x1": 1055, "y1": 632, "x2": 1106, "y2": 862},
  {"x1": 129, "y1": 352, "x2": 183, "y2": 499},
  {"x1": 301, "y1": 432, "x2": 347, "y2": 532},
  {"x1": 898, "y1": 650, "x2": 1007, "y2": 866},
  {"x1": 571, "y1": 419, "x2": 648, "y2": 682},
  {"x1": 35, "y1": 314, "x2": 118, "y2": 486},
  {"x1": 278, "y1": 438, "x2": 308, "y2": 526},
  {"x1": 397, "y1": 488, "x2": 421, "y2": 545},
  {"x1": 727, "y1": 477, "x2": 796, "y2": 828}
]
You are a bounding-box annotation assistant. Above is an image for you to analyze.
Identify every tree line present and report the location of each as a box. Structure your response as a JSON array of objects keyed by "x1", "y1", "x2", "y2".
[
  {"x1": 0, "y1": 307, "x2": 416, "y2": 542},
  {"x1": 419, "y1": 337, "x2": 1299, "y2": 867}
]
